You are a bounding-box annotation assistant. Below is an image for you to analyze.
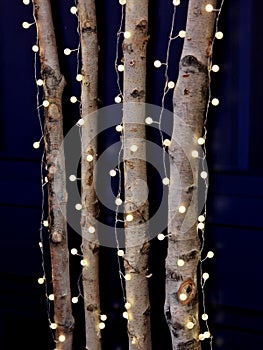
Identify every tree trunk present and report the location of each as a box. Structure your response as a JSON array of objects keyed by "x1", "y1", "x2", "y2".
[
  {"x1": 122, "y1": 1, "x2": 151, "y2": 349},
  {"x1": 165, "y1": 1, "x2": 217, "y2": 349},
  {"x1": 33, "y1": 1, "x2": 74, "y2": 349},
  {"x1": 77, "y1": 1, "x2": 101, "y2": 349}
]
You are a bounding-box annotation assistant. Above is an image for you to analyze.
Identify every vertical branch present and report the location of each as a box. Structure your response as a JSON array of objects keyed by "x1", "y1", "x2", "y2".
[
  {"x1": 165, "y1": 1, "x2": 217, "y2": 349},
  {"x1": 33, "y1": 0, "x2": 74, "y2": 349},
  {"x1": 78, "y1": 1, "x2": 101, "y2": 349},
  {"x1": 122, "y1": 1, "x2": 151, "y2": 349}
]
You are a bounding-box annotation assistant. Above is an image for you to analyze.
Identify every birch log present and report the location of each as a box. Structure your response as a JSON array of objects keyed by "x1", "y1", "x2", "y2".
[
  {"x1": 165, "y1": 1, "x2": 217, "y2": 349},
  {"x1": 77, "y1": 1, "x2": 101, "y2": 349},
  {"x1": 33, "y1": 1, "x2": 74, "y2": 349},
  {"x1": 122, "y1": 1, "x2": 151, "y2": 349}
]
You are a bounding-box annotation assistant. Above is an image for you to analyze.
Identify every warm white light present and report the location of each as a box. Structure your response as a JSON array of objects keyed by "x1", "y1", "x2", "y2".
[
  {"x1": 22, "y1": 22, "x2": 30, "y2": 29},
  {"x1": 163, "y1": 139, "x2": 171, "y2": 147},
  {"x1": 100, "y1": 314, "x2": 107, "y2": 321},
  {"x1": 64, "y1": 48, "x2": 71, "y2": 55},
  {"x1": 98, "y1": 322, "x2": 105, "y2": 329},
  {"x1": 199, "y1": 334, "x2": 205, "y2": 341},
  {"x1": 69, "y1": 175, "x2": 77, "y2": 182},
  {"x1": 38, "y1": 277, "x2": 45, "y2": 284},
  {"x1": 215, "y1": 31, "x2": 224, "y2": 39},
  {"x1": 50, "y1": 323, "x2": 57, "y2": 330},
  {"x1": 197, "y1": 222, "x2": 205, "y2": 230},
  {"x1": 198, "y1": 215, "x2": 205, "y2": 222},
  {"x1": 125, "y1": 302, "x2": 131, "y2": 310},
  {"x1": 86, "y1": 154, "x2": 93, "y2": 162},
  {"x1": 72, "y1": 297, "x2": 78, "y2": 304},
  {"x1": 191, "y1": 150, "x2": 199, "y2": 158},
  {"x1": 43, "y1": 220, "x2": 49, "y2": 227},
  {"x1": 202, "y1": 272, "x2": 210, "y2": 281},
  {"x1": 116, "y1": 124, "x2": 123, "y2": 132},
  {"x1": 179, "y1": 205, "x2": 186, "y2": 213},
  {"x1": 115, "y1": 96, "x2": 122, "y2": 103},
  {"x1": 168, "y1": 81, "x2": 175, "y2": 89},
  {"x1": 173, "y1": 0, "x2": 181, "y2": 5},
  {"x1": 123, "y1": 311, "x2": 129, "y2": 319},
  {"x1": 36, "y1": 79, "x2": 44, "y2": 86},
  {"x1": 23, "y1": 0, "x2": 30, "y2": 4},
  {"x1": 124, "y1": 31, "x2": 131, "y2": 39},
  {"x1": 77, "y1": 118, "x2": 85, "y2": 126},
  {"x1": 33, "y1": 141, "x2": 40, "y2": 149},
  {"x1": 43, "y1": 100, "x2": 50, "y2": 107},
  {"x1": 118, "y1": 64, "x2": 124, "y2": 72},
  {"x1": 80, "y1": 259, "x2": 88, "y2": 266},
  {"x1": 179, "y1": 30, "x2": 186, "y2": 38},
  {"x1": 212, "y1": 98, "x2": 219, "y2": 106},
  {"x1": 179, "y1": 293, "x2": 187, "y2": 301},
  {"x1": 177, "y1": 259, "x2": 185, "y2": 267},
  {"x1": 204, "y1": 331, "x2": 211, "y2": 338},
  {"x1": 198, "y1": 137, "x2": 205, "y2": 145},
  {"x1": 207, "y1": 251, "x2": 214, "y2": 259},
  {"x1": 70, "y1": 6, "x2": 78, "y2": 14},
  {"x1": 157, "y1": 233, "x2": 165, "y2": 241},
  {"x1": 154, "y1": 60, "x2": 162, "y2": 68},
  {"x1": 130, "y1": 145, "x2": 138, "y2": 152},
  {"x1": 126, "y1": 214, "x2": 133, "y2": 222},
  {"x1": 88, "y1": 226, "x2": 95, "y2": 233},
  {"x1": 75, "y1": 203, "x2": 82, "y2": 210},
  {"x1": 186, "y1": 321, "x2": 194, "y2": 329},
  {"x1": 162, "y1": 177, "x2": 170, "y2": 185},
  {"x1": 109, "y1": 169, "x2": 117, "y2": 177},
  {"x1": 48, "y1": 294, "x2": 54, "y2": 301},
  {"x1": 119, "y1": 0, "x2": 126, "y2": 4},
  {"x1": 205, "y1": 4, "x2": 214, "y2": 12},
  {"x1": 39, "y1": 242, "x2": 43, "y2": 248},
  {"x1": 115, "y1": 197, "x2": 122, "y2": 206},
  {"x1": 58, "y1": 335, "x2": 66, "y2": 342},
  {"x1": 212, "y1": 64, "x2": 220, "y2": 72},
  {"x1": 200, "y1": 171, "x2": 208, "y2": 179},
  {"x1": 145, "y1": 117, "x2": 153, "y2": 124},
  {"x1": 32, "y1": 45, "x2": 39, "y2": 52},
  {"x1": 76, "y1": 74, "x2": 83, "y2": 81},
  {"x1": 202, "y1": 313, "x2": 209, "y2": 321},
  {"x1": 44, "y1": 176, "x2": 48, "y2": 183},
  {"x1": 70, "y1": 96, "x2": 78, "y2": 103},
  {"x1": 117, "y1": 249, "x2": 124, "y2": 257},
  {"x1": 124, "y1": 273, "x2": 131, "y2": 281},
  {"x1": 71, "y1": 248, "x2": 78, "y2": 255}
]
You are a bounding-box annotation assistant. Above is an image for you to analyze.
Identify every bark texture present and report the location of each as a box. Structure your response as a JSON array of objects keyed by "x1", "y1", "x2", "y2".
[
  {"x1": 165, "y1": 1, "x2": 217, "y2": 349},
  {"x1": 123, "y1": 1, "x2": 151, "y2": 349},
  {"x1": 33, "y1": 1, "x2": 74, "y2": 349},
  {"x1": 78, "y1": 1, "x2": 101, "y2": 349}
]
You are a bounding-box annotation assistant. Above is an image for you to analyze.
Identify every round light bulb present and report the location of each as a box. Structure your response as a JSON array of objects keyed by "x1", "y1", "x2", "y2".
[
  {"x1": 116, "y1": 124, "x2": 123, "y2": 132},
  {"x1": 173, "y1": 0, "x2": 181, "y2": 5},
  {"x1": 70, "y1": 6, "x2": 78, "y2": 14},
  {"x1": 23, "y1": 0, "x2": 30, "y2": 4},
  {"x1": 48, "y1": 294, "x2": 54, "y2": 301},
  {"x1": 154, "y1": 60, "x2": 162, "y2": 68},
  {"x1": 179, "y1": 30, "x2": 186, "y2": 38},
  {"x1": 198, "y1": 215, "x2": 205, "y2": 222},
  {"x1": 38, "y1": 277, "x2": 45, "y2": 285},
  {"x1": 212, "y1": 98, "x2": 219, "y2": 106},
  {"x1": 179, "y1": 293, "x2": 187, "y2": 301},
  {"x1": 199, "y1": 334, "x2": 205, "y2": 341},
  {"x1": 177, "y1": 259, "x2": 185, "y2": 267},
  {"x1": 212, "y1": 64, "x2": 220, "y2": 72},
  {"x1": 130, "y1": 145, "x2": 138, "y2": 152},
  {"x1": 76, "y1": 74, "x2": 83, "y2": 81},
  {"x1": 124, "y1": 31, "x2": 131, "y2": 39},
  {"x1": 64, "y1": 48, "x2": 71, "y2": 55},
  {"x1": 200, "y1": 171, "x2": 208, "y2": 179},
  {"x1": 88, "y1": 226, "x2": 95, "y2": 233},
  {"x1": 33, "y1": 141, "x2": 40, "y2": 149},
  {"x1": 215, "y1": 31, "x2": 224, "y2": 39},
  {"x1": 43, "y1": 220, "x2": 49, "y2": 227},
  {"x1": 22, "y1": 22, "x2": 30, "y2": 29},
  {"x1": 118, "y1": 64, "x2": 124, "y2": 72},
  {"x1": 109, "y1": 169, "x2": 117, "y2": 177},
  {"x1": 205, "y1": 4, "x2": 214, "y2": 12},
  {"x1": 197, "y1": 222, "x2": 205, "y2": 230},
  {"x1": 202, "y1": 313, "x2": 209, "y2": 321},
  {"x1": 32, "y1": 45, "x2": 39, "y2": 52},
  {"x1": 163, "y1": 139, "x2": 171, "y2": 147},
  {"x1": 123, "y1": 311, "x2": 128, "y2": 319},
  {"x1": 186, "y1": 321, "x2": 194, "y2": 329},
  {"x1": 115, "y1": 197, "x2": 122, "y2": 206},
  {"x1": 117, "y1": 249, "x2": 124, "y2": 257},
  {"x1": 204, "y1": 331, "x2": 211, "y2": 338},
  {"x1": 72, "y1": 297, "x2": 78, "y2": 304},
  {"x1": 119, "y1": 0, "x2": 126, "y2": 4},
  {"x1": 125, "y1": 302, "x2": 131, "y2": 310},
  {"x1": 58, "y1": 335, "x2": 66, "y2": 342},
  {"x1": 69, "y1": 175, "x2": 77, "y2": 182},
  {"x1": 191, "y1": 150, "x2": 199, "y2": 158},
  {"x1": 207, "y1": 251, "x2": 214, "y2": 259},
  {"x1": 145, "y1": 117, "x2": 153, "y2": 124},
  {"x1": 168, "y1": 81, "x2": 175, "y2": 89},
  {"x1": 80, "y1": 259, "x2": 88, "y2": 266},
  {"x1": 71, "y1": 248, "x2": 78, "y2": 255},
  {"x1": 202, "y1": 272, "x2": 210, "y2": 281},
  {"x1": 115, "y1": 96, "x2": 122, "y2": 103},
  {"x1": 77, "y1": 118, "x2": 85, "y2": 126},
  {"x1": 50, "y1": 323, "x2": 57, "y2": 330},
  {"x1": 36, "y1": 79, "x2": 44, "y2": 86},
  {"x1": 98, "y1": 322, "x2": 105, "y2": 329},
  {"x1": 70, "y1": 96, "x2": 78, "y2": 103},
  {"x1": 75, "y1": 203, "x2": 82, "y2": 210},
  {"x1": 162, "y1": 177, "x2": 170, "y2": 185},
  {"x1": 198, "y1": 137, "x2": 205, "y2": 145},
  {"x1": 43, "y1": 100, "x2": 50, "y2": 107},
  {"x1": 100, "y1": 314, "x2": 107, "y2": 321},
  {"x1": 157, "y1": 233, "x2": 165, "y2": 241},
  {"x1": 179, "y1": 205, "x2": 186, "y2": 213},
  {"x1": 126, "y1": 214, "x2": 133, "y2": 222},
  {"x1": 124, "y1": 273, "x2": 132, "y2": 281},
  {"x1": 86, "y1": 154, "x2": 93, "y2": 162}
]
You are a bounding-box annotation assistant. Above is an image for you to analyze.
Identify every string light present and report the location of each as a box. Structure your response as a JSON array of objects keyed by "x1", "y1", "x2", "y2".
[
  {"x1": 98, "y1": 322, "x2": 105, "y2": 329},
  {"x1": 191, "y1": 150, "x2": 199, "y2": 158},
  {"x1": 207, "y1": 251, "x2": 214, "y2": 259},
  {"x1": 116, "y1": 124, "x2": 123, "y2": 132},
  {"x1": 43, "y1": 220, "x2": 49, "y2": 227},
  {"x1": 204, "y1": 331, "x2": 211, "y2": 338},
  {"x1": 202, "y1": 272, "x2": 210, "y2": 281},
  {"x1": 145, "y1": 117, "x2": 153, "y2": 124},
  {"x1": 80, "y1": 259, "x2": 88, "y2": 267},
  {"x1": 70, "y1": 96, "x2": 78, "y2": 103},
  {"x1": 76, "y1": 118, "x2": 85, "y2": 126},
  {"x1": 36, "y1": 79, "x2": 44, "y2": 86},
  {"x1": 162, "y1": 177, "x2": 170, "y2": 185},
  {"x1": 119, "y1": 0, "x2": 126, "y2": 4},
  {"x1": 126, "y1": 214, "x2": 133, "y2": 222},
  {"x1": 163, "y1": 139, "x2": 171, "y2": 147},
  {"x1": 71, "y1": 248, "x2": 78, "y2": 255},
  {"x1": 167, "y1": 81, "x2": 175, "y2": 89},
  {"x1": 177, "y1": 259, "x2": 185, "y2": 267},
  {"x1": 71, "y1": 297, "x2": 79, "y2": 304},
  {"x1": 202, "y1": 313, "x2": 209, "y2": 321},
  {"x1": 76, "y1": 74, "x2": 83, "y2": 81},
  {"x1": 157, "y1": 233, "x2": 165, "y2": 241},
  {"x1": 50, "y1": 323, "x2": 57, "y2": 330},
  {"x1": 178, "y1": 205, "x2": 186, "y2": 213},
  {"x1": 205, "y1": 4, "x2": 214, "y2": 12},
  {"x1": 124, "y1": 273, "x2": 132, "y2": 281},
  {"x1": 178, "y1": 30, "x2": 186, "y2": 38},
  {"x1": 211, "y1": 98, "x2": 219, "y2": 106},
  {"x1": 22, "y1": 22, "x2": 31, "y2": 29},
  {"x1": 32, "y1": 45, "x2": 39, "y2": 52},
  {"x1": 117, "y1": 249, "x2": 124, "y2": 257},
  {"x1": 115, "y1": 197, "x2": 123, "y2": 206},
  {"x1": 117, "y1": 64, "x2": 124, "y2": 72},
  {"x1": 69, "y1": 175, "x2": 77, "y2": 182},
  {"x1": 199, "y1": 334, "x2": 205, "y2": 341},
  {"x1": 130, "y1": 145, "x2": 138, "y2": 152},
  {"x1": 33, "y1": 141, "x2": 40, "y2": 149},
  {"x1": 88, "y1": 226, "x2": 95, "y2": 234},
  {"x1": 109, "y1": 169, "x2": 117, "y2": 177},
  {"x1": 179, "y1": 293, "x2": 187, "y2": 301},
  {"x1": 198, "y1": 215, "x2": 205, "y2": 222},
  {"x1": 200, "y1": 171, "x2": 208, "y2": 179},
  {"x1": 114, "y1": 95, "x2": 122, "y2": 103},
  {"x1": 58, "y1": 335, "x2": 66, "y2": 343},
  {"x1": 64, "y1": 48, "x2": 72, "y2": 55},
  {"x1": 124, "y1": 31, "x2": 131, "y2": 39},
  {"x1": 197, "y1": 222, "x2": 205, "y2": 230},
  {"x1": 197, "y1": 137, "x2": 205, "y2": 145},
  {"x1": 22, "y1": 0, "x2": 30, "y2": 4},
  {"x1": 211, "y1": 64, "x2": 220, "y2": 72},
  {"x1": 122, "y1": 311, "x2": 129, "y2": 319},
  {"x1": 48, "y1": 294, "x2": 55, "y2": 301},
  {"x1": 38, "y1": 277, "x2": 45, "y2": 285},
  {"x1": 86, "y1": 154, "x2": 93, "y2": 162},
  {"x1": 75, "y1": 203, "x2": 82, "y2": 210},
  {"x1": 100, "y1": 314, "x2": 107, "y2": 321},
  {"x1": 173, "y1": 0, "x2": 181, "y2": 5},
  {"x1": 125, "y1": 302, "x2": 131, "y2": 310},
  {"x1": 215, "y1": 31, "x2": 224, "y2": 39},
  {"x1": 42, "y1": 100, "x2": 50, "y2": 107},
  {"x1": 70, "y1": 6, "x2": 78, "y2": 15},
  {"x1": 154, "y1": 60, "x2": 162, "y2": 68},
  {"x1": 186, "y1": 321, "x2": 195, "y2": 329}
]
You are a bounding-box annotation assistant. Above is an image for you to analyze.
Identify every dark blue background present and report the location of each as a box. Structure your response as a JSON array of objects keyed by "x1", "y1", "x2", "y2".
[{"x1": 0, "y1": 0, "x2": 262, "y2": 349}]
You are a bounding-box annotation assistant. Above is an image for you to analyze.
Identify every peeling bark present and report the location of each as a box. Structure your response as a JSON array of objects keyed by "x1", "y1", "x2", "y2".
[
  {"x1": 165, "y1": 1, "x2": 217, "y2": 349},
  {"x1": 33, "y1": 1, "x2": 74, "y2": 349},
  {"x1": 123, "y1": 1, "x2": 151, "y2": 349},
  {"x1": 78, "y1": 1, "x2": 101, "y2": 349}
]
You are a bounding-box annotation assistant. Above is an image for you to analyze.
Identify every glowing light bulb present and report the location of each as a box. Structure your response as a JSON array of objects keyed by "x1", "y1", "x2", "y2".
[
  {"x1": 43, "y1": 100, "x2": 50, "y2": 107},
  {"x1": 177, "y1": 259, "x2": 185, "y2": 267},
  {"x1": 212, "y1": 64, "x2": 220, "y2": 72},
  {"x1": 118, "y1": 64, "x2": 124, "y2": 72},
  {"x1": 100, "y1": 314, "x2": 107, "y2": 321},
  {"x1": 75, "y1": 203, "x2": 82, "y2": 210},
  {"x1": 202, "y1": 313, "x2": 209, "y2": 321},
  {"x1": 123, "y1": 311, "x2": 128, "y2": 319},
  {"x1": 126, "y1": 214, "x2": 133, "y2": 222},
  {"x1": 179, "y1": 30, "x2": 186, "y2": 38},
  {"x1": 205, "y1": 4, "x2": 213, "y2": 12},
  {"x1": 215, "y1": 31, "x2": 224, "y2": 39},
  {"x1": 168, "y1": 81, "x2": 175, "y2": 89},
  {"x1": 86, "y1": 154, "x2": 93, "y2": 162},
  {"x1": 98, "y1": 322, "x2": 105, "y2": 329},
  {"x1": 119, "y1": 0, "x2": 126, "y2": 4},
  {"x1": 88, "y1": 226, "x2": 95, "y2": 233},
  {"x1": 39, "y1": 242, "x2": 43, "y2": 248},
  {"x1": 116, "y1": 124, "x2": 123, "y2": 132},
  {"x1": 58, "y1": 335, "x2": 66, "y2": 342},
  {"x1": 125, "y1": 302, "x2": 131, "y2": 310},
  {"x1": 115, "y1": 96, "x2": 122, "y2": 103},
  {"x1": 154, "y1": 60, "x2": 162, "y2": 68},
  {"x1": 72, "y1": 297, "x2": 78, "y2": 304},
  {"x1": 69, "y1": 175, "x2": 77, "y2": 182},
  {"x1": 204, "y1": 331, "x2": 211, "y2": 338},
  {"x1": 43, "y1": 220, "x2": 48, "y2": 227},
  {"x1": 64, "y1": 48, "x2": 71, "y2": 55},
  {"x1": 179, "y1": 205, "x2": 186, "y2": 213},
  {"x1": 179, "y1": 293, "x2": 187, "y2": 301},
  {"x1": 199, "y1": 334, "x2": 205, "y2": 341},
  {"x1": 23, "y1": 0, "x2": 30, "y2": 4},
  {"x1": 173, "y1": 0, "x2": 181, "y2": 5},
  {"x1": 77, "y1": 118, "x2": 85, "y2": 126},
  {"x1": 207, "y1": 251, "x2": 214, "y2": 259},
  {"x1": 50, "y1": 323, "x2": 57, "y2": 329},
  {"x1": 212, "y1": 98, "x2": 219, "y2": 106},
  {"x1": 202, "y1": 272, "x2": 209, "y2": 281},
  {"x1": 191, "y1": 150, "x2": 199, "y2": 158},
  {"x1": 109, "y1": 169, "x2": 117, "y2": 177},
  {"x1": 115, "y1": 197, "x2": 122, "y2": 206},
  {"x1": 22, "y1": 22, "x2": 30, "y2": 29},
  {"x1": 48, "y1": 294, "x2": 54, "y2": 301},
  {"x1": 200, "y1": 171, "x2": 208, "y2": 179},
  {"x1": 32, "y1": 45, "x2": 39, "y2": 52},
  {"x1": 198, "y1": 215, "x2": 205, "y2": 222},
  {"x1": 76, "y1": 74, "x2": 83, "y2": 81},
  {"x1": 38, "y1": 277, "x2": 45, "y2": 285},
  {"x1": 70, "y1": 6, "x2": 77, "y2": 14},
  {"x1": 145, "y1": 117, "x2": 153, "y2": 124},
  {"x1": 186, "y1": 321, "x2": 194, "y2": 329},
  {"x1": 33, "y1": 141, "x2": 40, "y2": 149},
  {"x1": 157, "y1": 233, "x2": 165, "y2": 241},
  {"x1": 124, "y1": 273, "x2": 131, "y2": 281},
  {"x1": 71, "y1": 248, "x2": 78, "y2": 255},
  {"x1": 70, "y1": 96, "x2": 78, "y2": 103},
  {"x1": 197, "y1": 222, "x2": 205, "y2": 230},
  {"x1": 117, "y1": 249, "x2": 124, "y2": 257},
  {"x1": 162, "y1": 177, "x2": 170, "y2": 185},
  {"x1": 124, "y1": 31, "x2": 131, "y2": 39},
  {"x1": 80, "y1": 259, "x2": 88, "y2": 266},
  {"x1": 163, "y1": 139, "x2": 171, "y2": 147},
  {"x1": 198, "y1": 137, "x2": 205, "y2": 145},
  {"x1": 130, "y1": 145, "x2": 138, "y2": 152},
  {"x1": 36, "y1": 79, "x2": 44, "y2": 86}
]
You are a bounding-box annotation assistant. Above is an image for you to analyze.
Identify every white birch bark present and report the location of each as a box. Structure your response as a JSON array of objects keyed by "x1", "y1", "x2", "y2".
[
  {"x1": 165, "y1": 1, "x2": 217, "y2": 349},
  {"x1": 33, "y1": 1, "x2": 74, "y2": 349},
  {"x1": 122, "y1": 1, "x2": 151, "y2": 349},
  {"x1": 77, "y1": 1, "x2": 101, "y2": 349}
]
